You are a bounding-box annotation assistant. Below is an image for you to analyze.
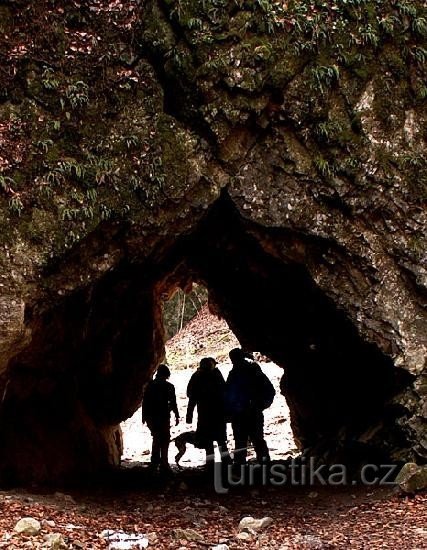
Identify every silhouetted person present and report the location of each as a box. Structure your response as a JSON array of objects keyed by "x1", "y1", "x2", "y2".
[
  {"x1": 142, "y1": 364, "x2": 179, "y2": 472},
  {"x1": 186, "y1": 357, "x2": 231, "y2": 466},
  {"x1": 225, "y1": 348, "x2": 275, "y2": 465}
]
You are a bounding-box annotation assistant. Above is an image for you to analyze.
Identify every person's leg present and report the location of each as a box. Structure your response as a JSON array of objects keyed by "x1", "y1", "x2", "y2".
[
  {"x1": 249, "y1": 410, "x2": 270, "y2": 463},
  {"x1": 205, "y1": 441, "x2": 215, "y2": 467},
  {"x1": 232, "y1": 415, "x2": 249, "y2": 464},
  {"x1": 197, "y1": 414, "x2": 216, "y2": 467},
  {"x1": 215, "y1": 419, "x2": 231, "y2": 463},
  {"x1": 159, "y1": 423, "x2": 171, "y2": 470},
  {"x1": 150, "y1": 430, "x2": 161, "y2": 467},
  {"x1": 217, "y1": 440, "x2": 232, "y2": 463}
]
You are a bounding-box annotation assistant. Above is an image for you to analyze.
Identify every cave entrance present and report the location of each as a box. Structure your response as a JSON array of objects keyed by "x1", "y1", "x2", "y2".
[
  {"x1": 0, "y1": 196, "x2": 412, "y2": 484},
  {"x1": 118, "y1": 195, "x2": 409, "y2": 474},
  {"x1": 121, "y1": 287, "x2": 297, "y2": 467},
  {"x1": 150, "y1": 196, "x2": 414, "y2": 471}
]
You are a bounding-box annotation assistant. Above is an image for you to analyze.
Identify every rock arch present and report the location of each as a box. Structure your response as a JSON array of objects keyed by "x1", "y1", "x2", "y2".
[{"x1": 0, "y1": 193, "x2": 424, "y2": 483}]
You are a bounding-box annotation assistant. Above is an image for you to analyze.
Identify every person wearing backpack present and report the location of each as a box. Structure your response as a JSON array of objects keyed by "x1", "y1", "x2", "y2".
[{"x1": 225, "y1": 348, "x2": 275, "y2": 465}]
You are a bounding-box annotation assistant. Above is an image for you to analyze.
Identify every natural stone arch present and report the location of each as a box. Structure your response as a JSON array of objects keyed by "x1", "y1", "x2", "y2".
[
  {"x1": 0, "y1": 193, "x2": 423, "y2": 483},
  {"x1": 157, "y1": 197, "x2": 417, "y2": 457}
]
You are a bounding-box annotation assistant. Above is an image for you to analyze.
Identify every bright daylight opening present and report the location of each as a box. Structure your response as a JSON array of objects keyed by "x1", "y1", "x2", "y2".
[{"x1": 121, "y1": 285, "x2": 296, "y2": 468}]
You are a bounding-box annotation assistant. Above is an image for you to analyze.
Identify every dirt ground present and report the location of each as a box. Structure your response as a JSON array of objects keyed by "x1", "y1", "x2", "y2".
[{"x1": 0, "y1": 481, "x2": 426, "y2": 549}]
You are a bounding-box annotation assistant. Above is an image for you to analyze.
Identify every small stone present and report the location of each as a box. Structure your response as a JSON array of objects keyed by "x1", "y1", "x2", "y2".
[
  {"x1": 308, "y1": 491, "x2": 318, "y2": 499},
  {"x1": 395, "y1": 462, "x2": 427, "y2": 493},
  {"x1": 14, "y1": 517, "x2": 42, "y2": 536},
  {"x1": 173, "y1": 528, "x2": 204, "y2": 542},
  {"x1": 238, "y1": 516, "x2": 274, "y2": 533},
  {"x1": 43, "y1": 533, "x2": 68, "y2": 549},
  {"x1": 42, "y1": 520, "x2": 56, "y2": 528},
  {"x1": 236, "y1": 532, "x2": 252, "y2": 541},
  {"x1": 147, "y1": 531, "x2": 158, "y2": 544},
  {"x1": 294, "y1": 534, "x2": 324, "y2": 549},
  {"x1": 211, "y1": 545, "x2": 229, "y2": 550}
]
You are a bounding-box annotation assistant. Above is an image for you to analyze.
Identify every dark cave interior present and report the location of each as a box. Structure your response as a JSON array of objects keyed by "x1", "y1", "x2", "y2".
[{"x1": 0, "y1": 196, "x2": 413, "y2": 484}]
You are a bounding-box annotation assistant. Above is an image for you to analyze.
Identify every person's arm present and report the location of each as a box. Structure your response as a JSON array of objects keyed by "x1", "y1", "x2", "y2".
[
  {"x1": 186, "y1": 398, "x2": 196, "y2": 424},
  {"x1": 141, "y1": 382, "x2": 153, "y2": 424},
  {"x1": 214, "y1": 368, "x2": 227, "y2": 410},
  {"x1": 169, "y1": 384, "x2": 179, "y2": 425},
  {"x1": 215, "y1": 368, "x2": 226, "y2": 385},
  {"x1": 187, "y1": 372, "x2": 197, "y2": 398},
  {"x1": 216, "y1": 369, "x2": 227, "y2": 400},
  {"x1": 186, "y1": 372, "x2": 197, "y2": 423},
  {"x1": 223, "y1": 372, "x2": 232, "y2": 420}
]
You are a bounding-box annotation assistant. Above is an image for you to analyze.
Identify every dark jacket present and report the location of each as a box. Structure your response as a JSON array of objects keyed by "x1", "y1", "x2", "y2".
[
  {"x1": 142, "y1": 378, "x2": 178, "y2": 429},
  {"x1": 187, "y1": 367, "x2": 227, "y2": 443},
  {"x1": 225, "y1": 360, "x2": 275, "y2": 416}
]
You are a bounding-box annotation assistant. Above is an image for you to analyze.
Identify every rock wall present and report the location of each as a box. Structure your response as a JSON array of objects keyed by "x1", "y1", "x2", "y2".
[{"x1": 0, "y1": 1, "x2": 425, "y2": 482}]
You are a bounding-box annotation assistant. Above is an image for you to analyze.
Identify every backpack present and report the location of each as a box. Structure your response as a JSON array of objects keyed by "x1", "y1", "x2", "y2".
[
  {"x1": 254, "y1": 368, "x2": 275, "y2": 410},
  {"x1": 225, "y1": 363, "x2": 275, "y2": 414}
]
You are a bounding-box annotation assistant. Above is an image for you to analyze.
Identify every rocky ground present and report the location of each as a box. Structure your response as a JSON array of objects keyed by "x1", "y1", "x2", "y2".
[
  {"x1": 0, "y1": 484, "x2": 426, "y2": 549},
  {"x1": 0, "y1": 310, "x2": 426, "y2": 549}
]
